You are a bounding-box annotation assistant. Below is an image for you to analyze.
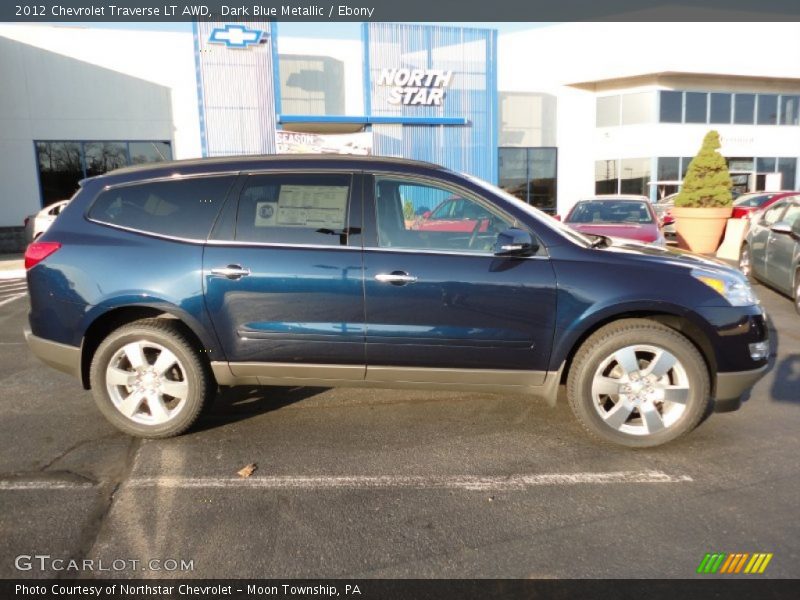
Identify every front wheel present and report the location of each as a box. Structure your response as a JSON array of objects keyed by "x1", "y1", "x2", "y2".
[
  {"x1": 739, "y1": 243, "x2": 752, "y2": 280},
  {"x1": 794, "y1": 269, "x2": 800, "y2": 315},
  {"x1": 566, "y1": 319, "x2": 710, "y2": 448},
  {"x1": 89, "y1": 319, "x2": 212, "y2": 438}
]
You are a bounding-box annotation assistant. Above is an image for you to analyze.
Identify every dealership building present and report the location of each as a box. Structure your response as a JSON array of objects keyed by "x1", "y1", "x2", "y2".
[{"x1": 0, "y1": 21, "x2": 799, "y2": 250}]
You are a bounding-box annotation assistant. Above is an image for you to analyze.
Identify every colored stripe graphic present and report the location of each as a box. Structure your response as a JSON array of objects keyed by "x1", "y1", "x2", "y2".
[{"x1": 698, "y1": 552, "x2": 772, "y2": 574}]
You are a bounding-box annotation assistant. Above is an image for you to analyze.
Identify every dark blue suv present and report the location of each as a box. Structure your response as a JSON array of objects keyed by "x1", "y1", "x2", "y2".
[{"x1": 25, "y1": 156, "x2": 769, "y2": 446}]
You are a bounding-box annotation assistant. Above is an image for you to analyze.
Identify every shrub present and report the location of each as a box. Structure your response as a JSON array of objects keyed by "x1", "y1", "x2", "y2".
[
  {"x1": 403, "y1": 200, "x2": 415, "y2": 221},
  {"x1": 674, "y1": 131, "x2": 733, "y2": 208}
]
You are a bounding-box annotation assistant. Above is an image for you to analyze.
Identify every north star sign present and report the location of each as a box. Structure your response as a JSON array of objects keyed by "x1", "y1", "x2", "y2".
[{"x1": 378, "y1": 68, "x2": 453, "y2": 106}]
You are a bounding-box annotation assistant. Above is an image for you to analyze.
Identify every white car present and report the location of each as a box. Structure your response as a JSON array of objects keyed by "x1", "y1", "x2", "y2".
[{"x1": 24, "y1": 199, "x2": 69, "y2": 242}]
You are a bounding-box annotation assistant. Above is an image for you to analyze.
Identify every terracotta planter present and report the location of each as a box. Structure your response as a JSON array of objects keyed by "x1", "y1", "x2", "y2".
[{"x1": 672, "y1": 206, "x2": 733, "y2": 254}]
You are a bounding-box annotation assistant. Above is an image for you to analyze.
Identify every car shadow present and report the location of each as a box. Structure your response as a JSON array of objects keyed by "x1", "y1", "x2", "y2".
[
  {"x1": 770, "y1": 353, "x2": 800, "y2": 403},
  {"x1": 195, "y1": 385, "x2": 330, "y2": 430}
]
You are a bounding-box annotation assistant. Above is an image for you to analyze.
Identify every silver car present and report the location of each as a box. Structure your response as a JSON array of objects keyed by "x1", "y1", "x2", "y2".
[{"x1": 739, "y1": 193, "x2": 800, "y2": 314}]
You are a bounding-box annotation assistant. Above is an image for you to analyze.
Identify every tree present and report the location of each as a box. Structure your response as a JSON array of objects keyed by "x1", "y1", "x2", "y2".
[{"x1": 674, "y1": 131, "x2": 733, "y2": 208}]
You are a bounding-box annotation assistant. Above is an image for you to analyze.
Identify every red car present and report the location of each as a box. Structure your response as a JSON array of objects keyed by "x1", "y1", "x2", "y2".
[
  {"x1": 563, "y1": 197, "x2": 665, "y2": 245},
  {"x1": 413, "y1": 197, "x2": 493, "y2": 232},
  {"x1": 732, "y1": 191, "x2": 799, "y2": 219}
]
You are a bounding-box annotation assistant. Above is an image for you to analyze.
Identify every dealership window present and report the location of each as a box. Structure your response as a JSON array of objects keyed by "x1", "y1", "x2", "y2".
[
  {"x1": 34, "y1": 140, "x2": 173, "y2": 207},
  {"x1": 733, "y1": 94, "x2": 756, "y2": 124},
  {"x1": 500, "y1": 92, "x2": 557, "y2": 146},
  {"x1": 659, "y1": 91, "x2": 683, "y2": 123},
  {"x1": 684, "y1": 92, "x2": 708, "y2": 124},
  {"x1": 780, "y1": 96, "x2": 799, "y2": 125},
  {"x1": 757, "y1": 94, "x2": 779, "y2": 125},
  {"x1": 620, "y1": 92, "x2": 655, "y2": 125},
  {"x1": 596, "y1": 96, "x2": 620, "y2": 127},
  {"x1": 657, "y1": 91, "x2": 799, "y2": 126},
  {"x1": 709, "y1": 93, "x2": 732, "y2": 124},
  {"x1": 777, "y1": 158, "x2": 798, "y2": 189},
  {"x1": 35, "y1": 142, "x2": 83, "y2": 208},
  {"x1": 595, "y1": 160, "x2": 619, "y2": 195},
  {"x1": 498, "y1": 148, "x2": 557, "y2": 213},
  {"x1": 657, "y1": 157, "x2": 680, "y2": 182},
  {"x1": 620, "y1": 158, "x2": 651, "y2": 195}
]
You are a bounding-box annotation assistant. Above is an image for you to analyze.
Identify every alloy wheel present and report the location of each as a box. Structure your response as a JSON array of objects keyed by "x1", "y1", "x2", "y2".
[
  {"x1": 590, "y1": 344, "x2": 689, "y2": 436},
  {"x1": 105, "y1": 340, "x2": 189, "y2": 425}
]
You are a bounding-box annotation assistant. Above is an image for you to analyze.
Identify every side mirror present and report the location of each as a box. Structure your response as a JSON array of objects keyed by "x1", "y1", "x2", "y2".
[
  {"x1": 770, "y1": 221, "x2": 793, "y2": 236},
  {"x1": 494, "y1": 227, "x2": 537, "y2": 257},
  {"x1": 422, "y1": 211, "x2": 431, "y2": 219},
  {"x1": 553, "y1": 214, "x2": 562, "y2": 221}
]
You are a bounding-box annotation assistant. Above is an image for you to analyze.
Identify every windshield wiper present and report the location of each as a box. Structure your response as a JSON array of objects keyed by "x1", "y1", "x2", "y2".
[{"x1": 590, "y1": 235, "x2": 610, "y2": 248}]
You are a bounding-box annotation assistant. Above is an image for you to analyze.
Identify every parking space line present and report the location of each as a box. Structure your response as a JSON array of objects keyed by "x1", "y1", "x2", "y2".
[
  {"x1": 0, "y1": 293, "x2": 26, "y2": 308},
  {"x1": 0, "y1": 480, "x2": 96, "y2": 490},
  {"x1": 125, "y1": 470, "x2": 692, "y2": 491}
]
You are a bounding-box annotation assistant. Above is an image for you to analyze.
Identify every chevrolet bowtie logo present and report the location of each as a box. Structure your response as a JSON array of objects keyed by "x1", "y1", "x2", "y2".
[{"x1": 208, "y1": 24, "x2": 264, "y2": 48}]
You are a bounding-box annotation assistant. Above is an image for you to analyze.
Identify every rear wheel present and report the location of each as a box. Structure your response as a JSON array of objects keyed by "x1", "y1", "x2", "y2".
[
  {"x1": 566, "y1": 319, "x2": 710, "y2": 448},
  {"x1": 89, "y1": 319, "x2": 212, "y2": 438}
]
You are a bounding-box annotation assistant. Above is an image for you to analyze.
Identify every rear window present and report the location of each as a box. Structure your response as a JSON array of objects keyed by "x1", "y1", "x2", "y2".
[{"x1": 88, "y1": 176, "x2": 236, "y2": 240}]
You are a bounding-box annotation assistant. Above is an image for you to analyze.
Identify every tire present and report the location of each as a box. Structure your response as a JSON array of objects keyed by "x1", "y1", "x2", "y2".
[
  {"x1": 739, "y1": 243, "x2": 752, "y2": 281},
  {"x1": 794, "y1": 269, "x2": 800, "y2": 316},
  {"x1": 89, "y1": 318, "x2": 212, "y2": 438},
  {"x1": 566, "y1": 319, "x2": 711, "y2": 448}
]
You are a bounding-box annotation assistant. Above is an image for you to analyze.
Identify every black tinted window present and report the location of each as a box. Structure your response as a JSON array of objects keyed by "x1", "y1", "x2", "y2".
[
  {"x1": 235, "y1": 174, "x2": 352, "y2": 246},
  {"x1": 659, "y1": 91, "x2": 682, "y2": 123},
  {"x1": 89, "y1": 176, "x2": 235, "y2": 240}
]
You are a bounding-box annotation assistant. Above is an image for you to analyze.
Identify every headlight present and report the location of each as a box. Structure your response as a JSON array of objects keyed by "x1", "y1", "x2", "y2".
[{"x1": 691, "y1": 269, "x2": 758, "y2": 306}]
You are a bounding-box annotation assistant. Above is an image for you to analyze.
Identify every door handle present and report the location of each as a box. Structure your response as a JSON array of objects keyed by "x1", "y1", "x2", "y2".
[
  {"x1": 375, "y1": 271, "x2": 418, "y2": 285},
  {"x1": 210, "y1": 264, "x2": 251, "y2": 280}
]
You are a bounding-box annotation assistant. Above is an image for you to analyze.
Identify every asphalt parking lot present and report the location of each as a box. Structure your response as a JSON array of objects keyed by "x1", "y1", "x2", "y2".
[{"x1": 1, "y1": 275, "x2": 799, "y2": 580}]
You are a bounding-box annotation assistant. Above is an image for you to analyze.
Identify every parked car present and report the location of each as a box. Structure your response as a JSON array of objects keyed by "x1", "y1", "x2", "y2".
[
  {"x1": 563, "y1": 196, "x2": 666, "y2": 246},
  {"x1": 23, "y1": 199, "x2": 70, "y2": 243},
  {"x1": 412, "y1": 196, "x2": 498, "y2": 234},
  {"x1": 25, "y1": 156, "x2": 768, "y2": 447},
  {"x1": 739, "y1": 193, "x2": 800, "y2": 313},
  {"x1": 732, "y1": 191, "x2": 798, "y2": 220}
]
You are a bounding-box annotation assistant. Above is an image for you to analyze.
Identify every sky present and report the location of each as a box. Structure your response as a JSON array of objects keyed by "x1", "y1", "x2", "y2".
[{"x1": 58, "y1": 22, "x2": 555, "y2": 37}]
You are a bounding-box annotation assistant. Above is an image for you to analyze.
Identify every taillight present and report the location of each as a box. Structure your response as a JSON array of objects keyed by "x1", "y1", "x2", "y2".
[{"x1": 24, "y1": 241, "x2": 61, "y2": 270}]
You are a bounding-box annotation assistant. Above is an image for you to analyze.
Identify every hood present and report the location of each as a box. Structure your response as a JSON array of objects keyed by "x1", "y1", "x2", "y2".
[
  {"x1": 568, "y1": 222, "x2": 659, "y2": 242},
  {"x1": 599, "y1": 237, "x2": 743, "y2": 278}
]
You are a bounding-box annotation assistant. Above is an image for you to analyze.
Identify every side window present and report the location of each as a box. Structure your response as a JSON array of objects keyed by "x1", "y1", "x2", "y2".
[
  {"x1": 88, "y1": 176, "x2": 236, "y2": 240},
  {"x1": 235, "y1": 174, "x2": 352, "y2": 246},
  {"x1": 375, "y1": 177, "x2": 513, "y2": 254},
  {"x1": 781, "y1": 202, "x2": 800, "y2": 231},
  {"x1": 761, "y1": 202, "x2": 787, "y2": 226}
]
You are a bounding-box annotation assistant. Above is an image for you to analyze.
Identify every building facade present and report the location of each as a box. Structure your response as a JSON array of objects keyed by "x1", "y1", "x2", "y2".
[{"x1": 0, "y1": 21, "x2": 798, "y2": 250}]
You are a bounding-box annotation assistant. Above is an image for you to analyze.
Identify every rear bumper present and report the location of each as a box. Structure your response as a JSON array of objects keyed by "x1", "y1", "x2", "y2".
[
  {"x1": 713, "y1": 364, "x2": 769, "y2": 412},
  {"x1": 24, "y1": 328, "x2": 80, "y2": 379}
]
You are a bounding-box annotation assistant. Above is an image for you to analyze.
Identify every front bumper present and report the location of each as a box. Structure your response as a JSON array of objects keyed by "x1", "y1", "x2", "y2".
[
  {"x1": 24, "y1": 328, "x2": 81, "y2": 379},
  {"x1": 713, "y1": 364, "x2": 769, "y2": 412}
]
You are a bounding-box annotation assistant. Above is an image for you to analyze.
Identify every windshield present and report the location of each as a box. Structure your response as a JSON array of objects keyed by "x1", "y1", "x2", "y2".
[
  {"x1": 733, "y1": 193, "x2": 772, "y2": 208},
  {"x1": 462, "y1": 173, "x2": 594, "y2": 247},
  {"x1": 566, "y1": 200, "x2": 654, "y2": 224}
]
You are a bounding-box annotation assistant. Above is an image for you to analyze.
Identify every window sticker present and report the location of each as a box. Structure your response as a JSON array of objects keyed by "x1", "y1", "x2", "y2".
[{"x1": 253, "y1": 185, "x2": 349, "y2": 229}]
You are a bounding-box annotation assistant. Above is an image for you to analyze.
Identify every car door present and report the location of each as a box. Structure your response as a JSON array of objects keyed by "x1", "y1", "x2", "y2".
[
  {"x1": 750, "y1": 201, "x2": 788, "y2": 282},
  {"x1": 766, "y1": 199, "x2": 800, "y2": 294},
  {"x1": 203, "y1": 171, "x2": 366, "y2": 381},
  {"x1": 361, "y1": 173, "x2": 557, "y2": 382}
]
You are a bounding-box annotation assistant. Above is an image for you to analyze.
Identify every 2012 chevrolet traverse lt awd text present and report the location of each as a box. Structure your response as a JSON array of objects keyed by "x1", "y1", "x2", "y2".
[{"x1": 24, "y1": 156, "x2": 769, "y2": 447}]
